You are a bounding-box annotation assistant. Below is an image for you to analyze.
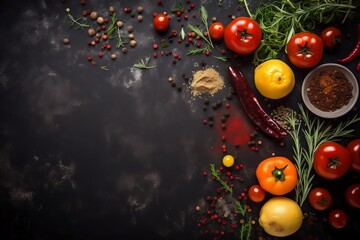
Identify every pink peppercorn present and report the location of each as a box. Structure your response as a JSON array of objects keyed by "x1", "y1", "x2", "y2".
[
  {"x1": 98, "y1": 52, "x2": 103, "y2": 58},
  {"x1": 153, "y1": 43, "x2": 158, "y2": 49},
  {"x1": 153, "y1": 52, "x2": 158, "y2": 58},
  {"x1": 87, "y1": 56, "x2": 92, "y2": 62}
]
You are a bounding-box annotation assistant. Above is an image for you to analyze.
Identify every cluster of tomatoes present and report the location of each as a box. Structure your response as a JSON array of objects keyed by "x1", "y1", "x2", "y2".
[
  {"x1": 153, "y1": 13, "x2": 345, "y2": 70},
  {"x1": 309, "y1": 139, "x2": 360, "y2": 229}
]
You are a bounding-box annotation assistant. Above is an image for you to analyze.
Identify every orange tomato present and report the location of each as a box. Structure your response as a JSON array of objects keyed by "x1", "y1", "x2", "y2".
[{"x1": 256, "y1": 156, "x2": 298, "y2": 195}]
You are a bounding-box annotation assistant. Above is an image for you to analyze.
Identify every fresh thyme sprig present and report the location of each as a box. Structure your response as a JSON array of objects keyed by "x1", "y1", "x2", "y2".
[
  {"x1": 133, "y1": 57, "x2": 157, "y2": 69},
  {"x1": 66, "y1": 11, "x2": 89, "y2": 29},
  {"x1": 209, "y1": 163, "x2": 233, "y2": 193},
  {"x1": 287, "y1": 104, "x2": 360, "y2": 207},
  {"x1": 100, "y1": 66, "x2": 109, "y2": 71}
]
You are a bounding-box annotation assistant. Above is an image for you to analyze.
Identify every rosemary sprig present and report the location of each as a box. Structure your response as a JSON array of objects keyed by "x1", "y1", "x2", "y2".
[
  {"x1": 133, "y1": 57, "x2": 157, "y2": 69},
  {"x1": 114, "y1": 27, "x2": 128, "y2": 49},
  {"x1": 209, "y1": 163, "x2": 233, "y2": 193},
  {"x1": 106, "y1": 12, "x2": 118, "y2": 38},
  {"x1": 240, "y1": 217, "x2": 252, "y2": 240},
  {"x1": 287, "y1": 104, "x2": 360, "y2": 207},
  {"x1": 187, "y1": 46, "x2": 211, "y2": 55},
  {"x1": 66, "y1": 12, "x2": 89, "y2": 29},
  {"x1": 235, "y1": 200, "x2": 247, "y2": 216},
  {"x1": 214, "y1": 56, "x2": 228, "y2": 62}
]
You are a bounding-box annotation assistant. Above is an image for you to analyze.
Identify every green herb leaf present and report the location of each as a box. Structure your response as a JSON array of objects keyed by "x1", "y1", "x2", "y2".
[
  {"x1": 214, "y1": 56, "x2": 228, "y2": 62},
  {"x1": 66, "y1": 13, "x2": 89, "y2": 29},
  {"x1": 180, "y1": 27, "x2": 186, "y2": 40},
  {"x1": 134, "y1": 57, "x2": 157, "y2": 69},
  {"x1": 209, "y1": 163, "x2": 233, "y2": 193},
  {"x1": 100, "y1": 66, "x2": 109, "y2": 71},
  {"x1": 171, "y1": 2, "x2": 185, "y2": 13}
]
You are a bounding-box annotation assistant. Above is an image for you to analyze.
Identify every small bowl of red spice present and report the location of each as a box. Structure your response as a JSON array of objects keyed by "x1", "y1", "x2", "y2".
[{"x1": 302, "y1": 63, "x2": 358, "y2": 118}]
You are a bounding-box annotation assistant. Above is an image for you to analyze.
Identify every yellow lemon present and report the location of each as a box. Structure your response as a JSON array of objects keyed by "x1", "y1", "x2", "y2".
[
  {"x1": 259, "y1": 196, "x2": 303, "y2": 237},
  {"x1": 254, "y1": 59, "x2": 295, "y2": 99},
  {"x1": 222, "y1": 155, "x2": 234, "y2": 167}
]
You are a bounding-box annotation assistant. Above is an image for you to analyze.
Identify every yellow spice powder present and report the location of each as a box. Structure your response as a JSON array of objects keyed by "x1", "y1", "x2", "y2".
[{"x1": 190, "y1": 68, "x2": 224, "y2": 96}]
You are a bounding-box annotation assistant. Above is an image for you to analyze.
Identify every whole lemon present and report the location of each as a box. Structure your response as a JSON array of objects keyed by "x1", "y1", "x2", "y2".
[
  {"x1": 259, "y1": 197, "x2": 303, "y2": 237},
  {"x1": 254, "y1": 59, "x2": 295, "y2": 99}
]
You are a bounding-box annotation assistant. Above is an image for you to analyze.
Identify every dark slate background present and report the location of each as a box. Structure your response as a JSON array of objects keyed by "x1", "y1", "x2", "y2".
[{"x1": 0, "y1": 0, "x2": 359, "y2": 239}]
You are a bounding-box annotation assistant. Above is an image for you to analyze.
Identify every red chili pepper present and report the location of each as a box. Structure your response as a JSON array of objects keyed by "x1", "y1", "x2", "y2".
[
  {"x1": 338, "y1": 24, "x2": 360, "y2": 63},
  {"x1": 228, "y1": 65, "x2": 288, "y2": 139}
]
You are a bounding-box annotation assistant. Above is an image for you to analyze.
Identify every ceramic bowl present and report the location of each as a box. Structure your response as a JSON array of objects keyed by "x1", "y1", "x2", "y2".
[{"x1": 301, "y1": 63, "x2": 358, "y2": 118}]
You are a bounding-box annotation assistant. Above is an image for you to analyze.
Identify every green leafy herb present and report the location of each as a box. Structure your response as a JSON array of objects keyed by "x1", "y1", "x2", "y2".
[
  {"x1": 209, "y1": 163, "x2": 233, "y2": 193},
  {"x1": 239, "y1": 0, "x2": 357, "y2": 65},
  {"x1": 133, "y1": 57, "x2": 157, "y2": 69},
  {"x1": 106, "y1": 12, "x2": 118, "y2": 38},
  {"x1": 235, "y1": 200, "x2": 247, "y2": 216},
  {"x1": 187, "y1": 46, "x2": 211, "y2": 55},
  {"x1": 214, "y1": 56, "x2": 228, "y2": 62},
  {"x1": 171, "y1": 2, "x2": 185, "y2": 13},
  {"x1": 186, "y1": 6, "x2": 214, "y2": 55},
  {"x1": 66, "y1": 12, "x2": 89, "y2": 29},
  {"x1": 286, "y1": 104, "x2": 360, "y2": 207},
  {"x1": 114, "y1": 27, "x2": 128, "y2": 49},
  {"x1": 240, "y1": 217, "x2": 252, "y2": 240},
  {"x1": 100, "y1": 66, "x2": 109, "y2": 71},
  {"x1": 179, "y1": 27, "x2": 186, "y2": 40}
]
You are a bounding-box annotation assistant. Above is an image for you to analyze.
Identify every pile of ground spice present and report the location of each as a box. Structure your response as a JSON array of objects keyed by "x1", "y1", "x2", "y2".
[
  {"x1": 306, "y1": 69, "x2": 353, "y2": 112},
  {"x1": 190, "y1": 68, "x2": 224, "y2": 96},
  {"x1": 270, "y1": 106, "x2": 301, "y2": 131}
]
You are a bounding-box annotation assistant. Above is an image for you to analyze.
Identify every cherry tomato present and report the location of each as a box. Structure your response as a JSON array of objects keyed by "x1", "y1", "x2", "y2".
[
  {"x1": 345, "y1": 184, "x2": 360, "y2": 208},
  {"x1": 209, "y1": 22, "x2": 225, "y2": 41},
  {"x1": 320, "y1": 26, "x2": 342, "y2": 48},
  {"x1": 224, "y1": 17, "x2": 262, "y2": 54},
  {"x1": 248, "y1": 184, "x2": 266, "y2": 203},
  {"x1": 222, "y1": 155, "x2": 234, "y2": 167},
  {"x1": 313, "y1": 142, "x2": 352, "y2": 180},
  {"x1": 347, "y1": 139, "x2": 360, "y2": 173},
  {"x1": 286, "y1": 32, "x2": 323, "y2": 68},
  {"x1": 153, "y1": 13, "x2": 170, "y2": 32},
  {"x1": 256, "y1": 156, "x2": 298, "y2": 195},
  {"x1": 328, "y1": 209, "x2": 348, "y2": 229},
  {"x1": 308, "y1": 187, "x2": 332, "y2": 211}
]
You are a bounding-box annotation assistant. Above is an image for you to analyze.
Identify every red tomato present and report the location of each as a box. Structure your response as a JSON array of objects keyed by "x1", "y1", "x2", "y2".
[
  {"x1": 313, "y1": 142, "x2": 352, "y2": 180},
  {"x1": 328, "y1": 209, "x2": 348, "y2": 229},
  {"x1": 224, "y1": 17, "x2": 262, "y2": 54},
  {"x1": 248, "y1": 184, "x2": 266, "y2": 203},
  {"x1": 308, "y1": 187, "x2": 332, "y2": 210},
  {"x1": 286, "y1": 32, "x2": 323, "y2": 68},
  {"x1": 347, "y1": 139, "x2": 360, "y2": 172},
  {"x1": 320, "y1": 27, "x2": 342, "y2": 48},
  {"x1": 209, "y1": 22, "x2": 225, "y2": 41},
  {"x1": 153, "y1": 13, "x2": 170, "y2": 32},
  {"x1": 345, "y1": 184, "x2": 360, "y2": 208}
]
